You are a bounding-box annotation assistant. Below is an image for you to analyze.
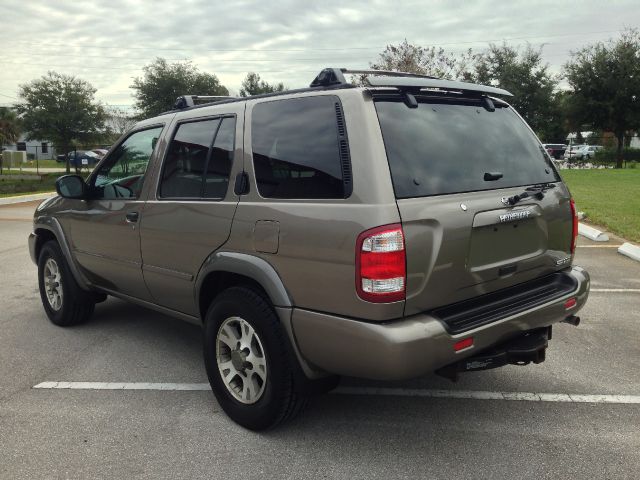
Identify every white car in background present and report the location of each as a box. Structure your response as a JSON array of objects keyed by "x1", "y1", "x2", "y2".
[{"x1": 564, "y1": 145, "x2": 603, "y2": 160}]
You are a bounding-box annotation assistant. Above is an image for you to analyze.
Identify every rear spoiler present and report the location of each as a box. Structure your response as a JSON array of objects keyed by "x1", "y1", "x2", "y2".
[{"x1": 310, "y1": 67, "x2": 513, "y2": 97}]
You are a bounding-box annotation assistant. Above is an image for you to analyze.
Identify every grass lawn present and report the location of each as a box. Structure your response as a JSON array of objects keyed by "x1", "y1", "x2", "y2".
[
  {"x1": 0, "y1": 174, "x2": 58, "y2": 198},
  {"x1": 0, "y1": 159, "x2": 61, "y2": 169},
  {"x1": 24, "y1": 159, "x2": 61, "y2": 168},
  {"x1": 561, "y1": 169, "x2": 640, "y2": 243}
]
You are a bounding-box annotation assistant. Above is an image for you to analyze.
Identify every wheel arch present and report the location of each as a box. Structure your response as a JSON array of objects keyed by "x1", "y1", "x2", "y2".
[
  {"x1": 33, "y1": 227, "x2": 57, "y2": 261},
  {"x1": 195, "y1": 252, "x2": 292, "y2": 321},
  {"x1": 32, "y1": 217, "x2": 91, "y2": 291}
]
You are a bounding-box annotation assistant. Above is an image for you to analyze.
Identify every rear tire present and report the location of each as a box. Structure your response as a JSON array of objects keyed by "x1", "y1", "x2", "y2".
[
  {"x1": 203, "y1": 287, "x2": 307, "y2": 430},
  {"x1": 37, "y1": 241, "x2": 95, "y2": 326}
]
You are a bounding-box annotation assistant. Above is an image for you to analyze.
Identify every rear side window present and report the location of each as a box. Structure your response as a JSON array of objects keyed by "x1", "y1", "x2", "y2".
[
  {"x1": 375, "y1": 98, "x2": 559, "y2": 198},
  {"x1": 160, "y1": 117, "x2": 235, "y2": 199},
  {"x1": 204, "y1": 117, "x2": 234, "y2": 199},
  {"x1": 251, "y1": 96, "x2": 351, "y2": 199}
]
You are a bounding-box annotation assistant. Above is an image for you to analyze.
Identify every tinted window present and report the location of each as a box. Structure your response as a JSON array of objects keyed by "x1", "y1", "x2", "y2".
[
  {"x1": 252, "y1": 96, "x2": 346, "y2": 199},
  {"x1": 204, "y1": 117, "x2": 234, "y2": 199},
  {"x1": 93, "y1": 127, "x2": 163, "y2": 199},
  {"x1": 160, "y1": 119, "x2": 220, "y2": 198},
  {"x1": 375, "y1": 98, "x2": 559, "y2": 198}
]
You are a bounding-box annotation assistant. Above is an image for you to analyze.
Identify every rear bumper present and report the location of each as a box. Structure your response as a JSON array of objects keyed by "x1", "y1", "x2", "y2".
[{"x1": 291, "y1": 266, "x2": 590, "y2": 380}]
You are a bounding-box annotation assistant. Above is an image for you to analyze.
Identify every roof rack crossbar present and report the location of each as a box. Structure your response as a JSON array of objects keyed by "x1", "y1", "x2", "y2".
[{"x1": 174, "y1": 95, "x2": 237, "y2": 110}]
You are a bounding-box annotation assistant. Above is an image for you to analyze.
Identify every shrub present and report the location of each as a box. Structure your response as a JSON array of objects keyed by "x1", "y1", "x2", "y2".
[{"x1": 596, "y1": 147, "x2": 640, "y2": 164}]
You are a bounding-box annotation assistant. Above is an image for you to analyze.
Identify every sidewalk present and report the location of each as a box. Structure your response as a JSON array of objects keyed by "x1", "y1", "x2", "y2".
[
  {"x1": 0, "y1": 192, "x2": 55, "y2": 206},
  {"x1": 2, "y1": 168, "x2": 68, "y2": 174}
]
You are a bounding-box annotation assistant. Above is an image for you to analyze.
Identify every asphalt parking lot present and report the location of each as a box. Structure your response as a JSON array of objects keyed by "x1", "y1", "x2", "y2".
[{"x1": 1, "y1": 200, "x2": 639, "y2": 479}]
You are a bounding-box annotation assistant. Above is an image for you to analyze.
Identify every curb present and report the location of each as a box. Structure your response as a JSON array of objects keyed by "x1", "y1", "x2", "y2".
[
  {"x1": 578, "y1": 223, "x2": 609, "y2": 242},
  {"x1": 0, "y1": 192, "x2": 55, "y2": 206},
  {"x1": 618, "y1": 243, "x2": 640, "y2": 263}
]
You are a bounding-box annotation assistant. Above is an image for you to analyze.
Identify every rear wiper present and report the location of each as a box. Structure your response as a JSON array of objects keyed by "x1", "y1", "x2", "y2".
[{"x1": 506, "y1": 183, "x2": 556, "y2": 205}]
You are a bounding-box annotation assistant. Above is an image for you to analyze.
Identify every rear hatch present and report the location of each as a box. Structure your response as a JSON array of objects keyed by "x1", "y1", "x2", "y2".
[{"x1": 374, "y1": 94, "x2": 575, "y2": 316}]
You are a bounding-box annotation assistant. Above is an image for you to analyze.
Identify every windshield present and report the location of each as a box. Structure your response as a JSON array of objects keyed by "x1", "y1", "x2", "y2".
[{"x1": 374, "y1": 97, "x2": 559, "y2": 198}]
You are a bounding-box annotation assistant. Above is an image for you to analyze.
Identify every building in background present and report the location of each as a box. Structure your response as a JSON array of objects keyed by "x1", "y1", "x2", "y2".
[{"x1": 2, "y1": 134, "x2": 56, "y2": 160}]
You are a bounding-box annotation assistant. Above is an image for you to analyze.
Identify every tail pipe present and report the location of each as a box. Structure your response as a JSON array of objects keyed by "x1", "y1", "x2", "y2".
[{"x1": 562, "y1": 315, "x2": 581, "y2": 327}]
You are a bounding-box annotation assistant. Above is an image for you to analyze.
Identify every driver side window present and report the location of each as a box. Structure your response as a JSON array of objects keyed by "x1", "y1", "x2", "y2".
[{"x1": 93, "y1": 126, "x2": 163, "y2": 199}]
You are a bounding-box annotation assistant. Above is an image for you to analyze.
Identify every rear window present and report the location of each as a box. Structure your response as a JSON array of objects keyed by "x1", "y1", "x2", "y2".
[{"x1": 375, "y1": 98, "x2": 559, "y2": 198}]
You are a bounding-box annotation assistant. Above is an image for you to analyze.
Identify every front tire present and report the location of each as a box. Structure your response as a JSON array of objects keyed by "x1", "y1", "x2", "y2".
[
  {"x1": 203, "y1": 287, "x2": 307, "y2": 430},
  {"x1": 37, "y1": 241, "x2": 95, "y2": 326}
]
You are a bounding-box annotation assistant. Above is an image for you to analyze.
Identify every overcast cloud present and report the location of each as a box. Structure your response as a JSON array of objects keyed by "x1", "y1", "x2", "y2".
[{"x1": 0, "y1": 0, "x2": 638, "y2": 111}]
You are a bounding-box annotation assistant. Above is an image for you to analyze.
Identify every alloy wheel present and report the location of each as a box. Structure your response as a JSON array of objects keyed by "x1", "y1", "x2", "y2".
[{"x1": 216, "y1": 316, "x2": 268, "y2": 404}]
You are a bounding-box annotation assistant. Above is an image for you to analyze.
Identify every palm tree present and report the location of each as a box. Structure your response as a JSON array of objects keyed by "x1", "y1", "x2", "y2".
[{"x1": 0, "y1": 107, "x2": 22, "y2": 171}]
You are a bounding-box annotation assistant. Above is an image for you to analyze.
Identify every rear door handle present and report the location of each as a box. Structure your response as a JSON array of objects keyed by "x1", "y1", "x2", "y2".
[{"x1": 125, "y1": 211, "x2": 139, "y2": 223}]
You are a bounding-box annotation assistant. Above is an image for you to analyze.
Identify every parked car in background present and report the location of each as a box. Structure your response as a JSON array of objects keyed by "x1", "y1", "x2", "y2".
[
  {"x1": 563, "y1": 144, "x2": 587, "y2": 160},
  {"x1": 575, "y1": 145, "x2": 603, "y2": 160},
  {"x1": 56, "y1": 150, "x2": 101, "y2": 167},
  {"x1": 542, "y1": 144, "x2": 567, "y2": 159},
  {"x1": 91, "y1": 149, "x2": 109, "y2": 159}
]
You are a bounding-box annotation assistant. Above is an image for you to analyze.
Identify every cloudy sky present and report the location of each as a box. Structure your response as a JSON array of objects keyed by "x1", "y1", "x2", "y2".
[{"x1": 0, "y1": 0, "x2": 638, "y2": 112}]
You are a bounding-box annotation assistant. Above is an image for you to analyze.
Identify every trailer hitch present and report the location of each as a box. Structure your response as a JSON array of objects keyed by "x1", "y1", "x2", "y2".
[{"x1": 436, "y1": 327, "x2": 551, "y2": 382}]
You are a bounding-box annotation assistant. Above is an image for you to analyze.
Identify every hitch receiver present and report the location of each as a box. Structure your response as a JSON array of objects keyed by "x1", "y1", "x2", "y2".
[{"x1": 436, "y1": 328, "x2": 550, "y2": 382}]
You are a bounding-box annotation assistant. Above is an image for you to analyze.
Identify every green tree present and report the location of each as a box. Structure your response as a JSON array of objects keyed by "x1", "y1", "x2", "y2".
[
  {"x1": 369, "y1": 39, "x2": 476, "y2": 80},
  {"x1": 131, "y1": 58, "x2": 229, "y2": 117},
  {"x1": 564, "y1": 29, "x2": 640, "y2": 168},
  {"x1": 473, "y1": 44, "x2": 559, "y2": 137},
  {"x1": 239, "y1": 72, "x2": 286, "y2": 97},
  {"x1": 16, "y1": 72, "x2": 106, "y2": 173},
  {"x1": 104, "y1": 105, "x2": 137, "y2": 141}
]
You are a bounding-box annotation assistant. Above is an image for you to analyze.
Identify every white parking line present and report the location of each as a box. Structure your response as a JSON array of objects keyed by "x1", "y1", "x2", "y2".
[
  {"x1": 576, "y1": 245, "x2": 622, "y2": 248},
  {"x1": 33, "y1": 381, "x2": 210, "y2": 390},
  {"x1": 32, "y1": 382, "x2": 640, "y2": 404},
  {"x1": 333, "y1": 387, "x2": 640, "y2": 404},
  {"x1": 590, "y1": 288, "x2": 640, "y2": 293}
]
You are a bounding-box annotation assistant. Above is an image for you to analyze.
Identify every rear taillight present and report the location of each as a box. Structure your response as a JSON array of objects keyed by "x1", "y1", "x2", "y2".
[
  {"x1": 356, "y1": 224, "x2": 406, "y2": 303},
  {"x1": 570, "y1": 198, "x2": 578, "y2": 254}
]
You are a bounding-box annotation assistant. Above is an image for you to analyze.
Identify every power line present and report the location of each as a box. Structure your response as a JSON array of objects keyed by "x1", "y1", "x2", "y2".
[
  {"x1": 0, "y1": 61, "x2": 362, "y2": 73},
  {"x1": 0, "y1": 52, "x2": 387, "y2": 62},
  {"x1": 0, "y1": 61, "x2": 142, "y2": 71},
  {"x1": 8, "y1": 29, "x2": 622, "y2": 53}
]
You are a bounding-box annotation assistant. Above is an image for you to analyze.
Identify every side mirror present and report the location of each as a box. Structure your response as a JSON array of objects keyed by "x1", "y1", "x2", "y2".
[{"x1": 56, "y1": 175, "x2": 86, "y2": 199}]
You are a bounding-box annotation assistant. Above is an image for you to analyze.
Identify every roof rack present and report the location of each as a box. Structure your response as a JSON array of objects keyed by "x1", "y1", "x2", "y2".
[
  {"x1": 173, "y1": 95, "x2": 237, "y2": 110},
  {"x1": 309, "y1": 67, "x2": 512, "y2": 97}
]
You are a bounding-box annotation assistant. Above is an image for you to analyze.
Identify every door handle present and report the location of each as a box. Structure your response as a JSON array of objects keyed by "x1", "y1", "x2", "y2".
[{"x1": 125, "y1": 211, "x2": 139, "y2": 223}]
